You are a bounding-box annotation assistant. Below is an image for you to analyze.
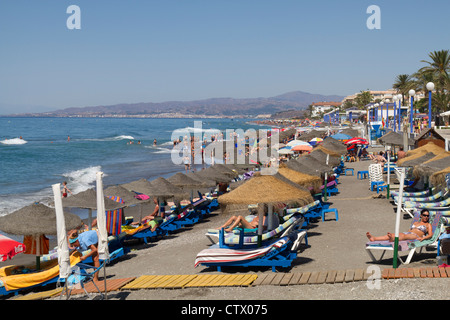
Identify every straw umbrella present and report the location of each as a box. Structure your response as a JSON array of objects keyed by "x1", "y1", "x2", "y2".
[
  {"x1": 0, "y1": 202, "x2": 83, "y2": 269},
  {"x1": 167, "y1": 172, "x2": 207, "y2": 202},
  {"x1": 320, "y1": 137, "x2": 348, "y2": 155},
  {"x1": 285, "y1": 159, "x2": 323, "y2": 177},
  {"x1": 218, "y1": 172, "x2": 314, "y2": 245},
  {"x1": 309, "y1": 148, "x2": 341, "y2": 167},
  {"x1": 121, "y1": 178, "x2": 155, "y2": 195},
  {"x1": 398, "y1": 152, "x2": 439, "y2": 167},
  {"x1": 430, "y1": 166, "x2": 450, "y2": 188},
  {"x1": 377, "y1": 131, "x2": 414, "y2": 147},
  {"x1": 61, "y1": 188, "x2": 126, "y2": 229},
  {"x1": 412, "y1": 154, "x2": 450, "y2": 181},
  {"x1": 278, "y1": 167, "x2": 322, "y2": 192}
]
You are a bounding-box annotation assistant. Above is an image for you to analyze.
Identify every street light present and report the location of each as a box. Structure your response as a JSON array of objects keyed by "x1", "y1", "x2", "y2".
[
  {"x1": 409, "y1": 89, "x2": 415, "y2": 134},
  {"x1": 393, "y1": 95, "x2": 398, "y2": 132},
  {"x1": 397, "y1": 94, "x2": 402, "y2": 131},
  {"x1": 426, "y1": 82, "x2": 435, "y2": 129}
]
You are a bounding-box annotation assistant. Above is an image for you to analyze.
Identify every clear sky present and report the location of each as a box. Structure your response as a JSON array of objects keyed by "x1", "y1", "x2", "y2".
[{"x1": 0, "y1": 0, "x2": 449, "y2": 114}]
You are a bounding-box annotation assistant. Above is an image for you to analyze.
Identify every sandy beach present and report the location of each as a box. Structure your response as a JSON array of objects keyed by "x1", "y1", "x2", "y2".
[{"x1": 31, "y1": 148, "x2": 444, "y2": 301}]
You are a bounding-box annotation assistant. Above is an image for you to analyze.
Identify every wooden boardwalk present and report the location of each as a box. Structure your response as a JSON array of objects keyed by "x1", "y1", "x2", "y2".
[{"x1": 14, "y1": 267, "x2": 450, "y2": 299}]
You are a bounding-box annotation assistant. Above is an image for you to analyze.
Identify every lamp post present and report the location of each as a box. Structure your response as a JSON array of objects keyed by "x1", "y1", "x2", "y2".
[
  {"x1": 409, "y1": 89, "x2": 415, "y2": 134},
  {"x1": 393, "y1": 95, "x2": 398, "y2": 132},
  {"x1": 426, "y1": 82, "x2": 435, "y2": 129},
  {"x1": 397, "y1": 94, "x2": 402, "y2": 131}
]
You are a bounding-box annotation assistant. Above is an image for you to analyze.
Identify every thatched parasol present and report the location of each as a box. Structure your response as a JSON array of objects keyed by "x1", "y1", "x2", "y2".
[
  {"x1": 0, "y1": 203, "x2": 83, "y2": 236},
  {"x1": 320, "y1": 137, "x2": 348, "y2": 155},
  {"x1": 121, "y1": 178, "x2": 155, "y2": 195},
  {"x1": 218, "y1": 172, "x2": 313, "y2": 207},
  {"x1": 298, "y1": 130, "x2": 323, "y2": 141},
  {"x1": 210, "y1": 164, "x2": 239, "y2": 178},
  {"x1": 185, "y1": 171, "x2": 217, "y2": 188},
  {"x1": 412, "y1": 154, "x2": 450, "y2": 179},
  {"x1": 340, "y1": 128, "x2": 360, "y2": 138},
  {"x1": 309, "y1": 148, "x2": 341, "y2": 167},
  {"x1": 62, "y1": 188, "x2": 126, "y2": 211},
  {"x1": 285, "y1": 159, "x2": 323, "y2": 177},
  {"x1": 313, "y1": 145, "x2": 341, "y2": 158},
  {"x1": 377, "y1": 131, "x2": 414, "y2": 146},
  {"x1": 295, "y1": 154, "x2": 333, "y2": 173},
  {"x1": 397, "y1": 142, "x2": 446, "y2": 167},
  {"x1": 104, "y1": 185, "x2": 146, "y2": 206},
  {"x1": 166, "y1": 172, "x2": 205, "y2": 189},
  {"x1": 148, "y1": 177, "x2": 187, "y2": 198},
  {"x1": 278, "y1": 167, "x2": 322, "y2": 191},
  {"x1": 430, "y1": 166, "x2": 450, "y2": 187},
  {"x1": 195, "y1": 166, "x2": 233, "y2": 183},
  {"x1": 405, "y1": 141, "x2": 445, "y2": 157},
  {"x1": 398, "y1": 152, "x2": 438, "y2": 167}
]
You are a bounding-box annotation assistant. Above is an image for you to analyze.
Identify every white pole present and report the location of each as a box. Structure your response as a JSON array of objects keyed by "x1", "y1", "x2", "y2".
[
  {"x1": 96, "y1": 172, "x2": 110, "y2": 299},
  {"x1": 393, "y1": 167, "x2": 405, "y2": 268}
]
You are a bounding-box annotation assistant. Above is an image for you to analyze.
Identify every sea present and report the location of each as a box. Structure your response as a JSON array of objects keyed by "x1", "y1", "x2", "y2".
[{"x1": 0, "y1": 117, "x2": 272, "y2": 221}]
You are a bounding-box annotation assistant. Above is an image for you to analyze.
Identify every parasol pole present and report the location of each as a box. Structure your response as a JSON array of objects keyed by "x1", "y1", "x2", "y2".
[
  {"x1": 257, "y1": 203, "x2": 264, "y2": 247},
  {"x1": 35, "y1": 234, "x2": 41, "y2": 271},
  {"x1": 96, "y1": 172, "x2": 110, "y2": 299},
  {"x1": 386, "y1": 146, "x2": 391, "y2": 198},
  {"x1": 393, "y1": 167, "x2": 406, "y2": 268},
  {"x1": 323, "y1": 154, "x2": 330, "y2": 201},
  {"x1": 52, "y1": 183, "x2": 71, "y2": 298}
]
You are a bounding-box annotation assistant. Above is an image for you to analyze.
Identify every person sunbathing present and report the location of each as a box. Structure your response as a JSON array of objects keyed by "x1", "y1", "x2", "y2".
[
  {"x1": 366, "y1": 209, "x2": 433, "y2": 242},
  {"x1": 218, "y1": 214, "x2": 267, "y2": 233}
]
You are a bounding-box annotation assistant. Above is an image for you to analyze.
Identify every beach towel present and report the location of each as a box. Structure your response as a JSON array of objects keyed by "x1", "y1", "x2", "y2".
[
  {"x1": 107, "y1": 196, "x2": 124, "y2": 236},
  {"x1": 23, "y1": 235, "x2": 49, "y2": 255},
  {"x1": 365, "y1": 240, "x2": 412, "y2": 251},
  {"x1": 0, "y1": 252, "x2": 81, "y2": 292},
  {"x1": 194, "y1": 237, "x2": 288, "y2": 267}
]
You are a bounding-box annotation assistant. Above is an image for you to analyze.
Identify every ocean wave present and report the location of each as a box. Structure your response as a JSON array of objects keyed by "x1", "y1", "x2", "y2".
[
  {"x1": 0, "y1": 138, "x2": 27, "y2": 145},
  {"x1": 61, "y1": 165, "x2": 104, "y2": 194},
  {"x1": 145, "y1": 146, "x2": 173, "y2": 154},
  {"x1": 83, "y1": 135, "x2": 135, "y2": 142}
]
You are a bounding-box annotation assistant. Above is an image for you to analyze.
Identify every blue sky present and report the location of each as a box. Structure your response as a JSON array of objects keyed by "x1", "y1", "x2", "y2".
[{"x1": 0, "y1": 0, "x2": 449, "y2": 114}]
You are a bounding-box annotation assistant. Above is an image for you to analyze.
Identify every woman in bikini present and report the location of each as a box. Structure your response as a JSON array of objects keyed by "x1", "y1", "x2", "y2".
[{"x1": 366, "y1": 209, "x2": 433, "y2": 242}]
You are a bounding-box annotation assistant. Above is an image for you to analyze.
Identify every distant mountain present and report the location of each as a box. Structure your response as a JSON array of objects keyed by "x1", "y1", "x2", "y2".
[{"x1": 9, "y1": 91, "x2": 345, "y2": 118}]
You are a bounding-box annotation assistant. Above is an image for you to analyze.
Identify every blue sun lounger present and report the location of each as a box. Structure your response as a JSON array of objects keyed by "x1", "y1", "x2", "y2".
[{"x1": 195, "y1": 230, "x2": 307, "y2": 272}]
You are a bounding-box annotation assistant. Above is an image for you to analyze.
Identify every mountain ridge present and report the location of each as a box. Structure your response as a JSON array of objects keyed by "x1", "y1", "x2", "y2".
[{"x1": 7, "y1": 91, "x2": 346, "y2": 117}]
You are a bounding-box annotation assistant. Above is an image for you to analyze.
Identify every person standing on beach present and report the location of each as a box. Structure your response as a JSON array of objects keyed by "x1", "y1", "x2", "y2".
[
  {"x1": 62, "y1": 181, "x2": 72, "y2": 198},
  {"x1": 68, "y1": 230, "x2": 100, "y2": 282}
]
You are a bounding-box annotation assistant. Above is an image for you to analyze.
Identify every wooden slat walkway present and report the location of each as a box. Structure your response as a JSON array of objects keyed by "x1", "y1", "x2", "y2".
[{"x1": 14, "y1": 267, "x2": 450, "y2": 299}]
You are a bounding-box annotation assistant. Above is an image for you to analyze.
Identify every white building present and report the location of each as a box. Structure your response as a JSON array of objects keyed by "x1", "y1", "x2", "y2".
[{"x1": 311, "y1": 101, "x2": 342, "y2": 117}]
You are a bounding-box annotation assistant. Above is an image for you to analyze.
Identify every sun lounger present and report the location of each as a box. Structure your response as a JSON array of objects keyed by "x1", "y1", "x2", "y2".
[
  {"x1": 365, "y1": 212, "x2": 445, "y2": 265},
  {"x1": 58, "y1": 247, "x2": 123, "y2": 299},
  {"x1": 402, "y1": 197, "x2": 450, "y2": 218},
  {"x1": 205, "y1": 201, "x2": 318, "y2": 246},
  {"x1": 390, "y1": 188, "x2": 434, "y2": 198},
  {"x1": 393, "y1": 188, "x2": 449, "y2": 204},
  {"x1": 195, "y1": 230, "x2": 307, "y2": 272}
]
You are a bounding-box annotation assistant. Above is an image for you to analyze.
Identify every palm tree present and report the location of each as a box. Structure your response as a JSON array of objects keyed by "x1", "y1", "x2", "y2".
[
  {"x1": 393, "y1": 74, "x2": 415, "y2": 105},
  {"x1": 420, "y1": 50, "x2": 450, "y2": 95},
  {"x1": 354, "y1": 90, "x2": 373, "y2": 109},
  {"x1": 419, "y1": 50, "x2": 450, "y2": 113}
]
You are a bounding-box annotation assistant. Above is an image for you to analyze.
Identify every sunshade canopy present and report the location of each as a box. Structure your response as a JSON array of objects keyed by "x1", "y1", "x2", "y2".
[
  {"x1": 218, "y1": 173, "x2": 313, "y2": 206},
  {"x1": 62, "y1": 188, "x2": 126, "y2": 210},
  {"x1": 0, "y1": 203, "x2": 83, "y2": 236}
]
